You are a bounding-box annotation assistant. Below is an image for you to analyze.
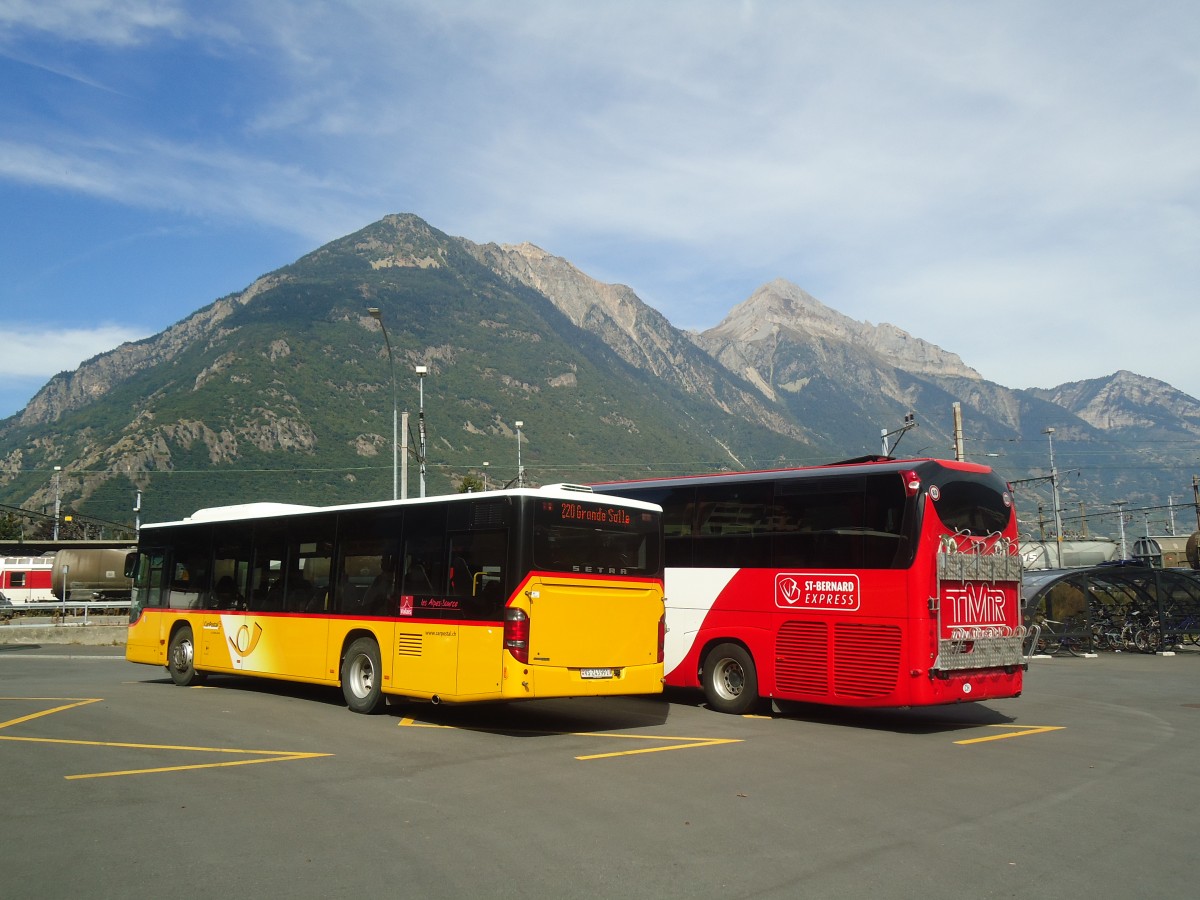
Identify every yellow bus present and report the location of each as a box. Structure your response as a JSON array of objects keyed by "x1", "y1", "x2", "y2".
[{"x1": 125, "y1": 485, "x2": 665, "y2": 713}]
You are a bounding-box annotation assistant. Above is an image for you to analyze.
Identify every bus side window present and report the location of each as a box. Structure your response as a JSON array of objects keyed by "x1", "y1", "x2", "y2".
[
  {"x1": 399, "y1": 503, "x2": 448, "y2": 598},
  {"x1": 169, "y1": 542, "x2": 211, "y2": 609},
  {"x1": 403, "y1": 534, "x2": 445, "y2": 596},
  {"x1": 447, "y1": 530, "x2": 507, "y2": 619}
]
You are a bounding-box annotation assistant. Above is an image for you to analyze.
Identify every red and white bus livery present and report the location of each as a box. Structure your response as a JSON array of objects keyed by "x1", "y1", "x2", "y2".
[{"x1": 597, "y1": 458, "x2": 1024, "y2": 714}]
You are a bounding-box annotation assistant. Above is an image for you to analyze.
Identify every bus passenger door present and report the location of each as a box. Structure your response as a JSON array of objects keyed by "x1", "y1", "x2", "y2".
[{"x1": 126, "y1": 548, "x2": 169, "y2": 665}]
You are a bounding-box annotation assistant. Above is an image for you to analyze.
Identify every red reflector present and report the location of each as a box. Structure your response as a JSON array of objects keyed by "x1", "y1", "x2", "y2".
[
  {"x1": 901, "y1": 469, "x2": 921, "y2": 497},
  {"x1": 504, "y1": 607, "x2": 529, "y2": 664}
]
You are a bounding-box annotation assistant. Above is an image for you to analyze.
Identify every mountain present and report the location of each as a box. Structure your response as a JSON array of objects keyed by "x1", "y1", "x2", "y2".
[
  {"x1": 1, "y1": 213, "x2": 1196, "y2": 542},
  {"x1": 1028, "y1": 370, "x2": 1200, "y2": 438}
]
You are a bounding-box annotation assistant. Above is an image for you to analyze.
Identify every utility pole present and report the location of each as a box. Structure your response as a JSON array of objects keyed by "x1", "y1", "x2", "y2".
[
  {"x1": 400, "y1": 411, "x2": 409, "y2": 500},
  {"x1": 1114, "y1": 500, "x2": 1129, "y2": 559},
  {"x1": 415, "y1": 366, "x2": 428, "y2": 498},
  {"x1": 52, "y1": 466, "x2": 61, "y2": 541},
  {"x1": 1193, "y1": 475, "x2": 1200, "y2": 531},
  {"x1": 1043, "y1": 428, "x2": 1064, "y2": 556},
  {"x1": 515, "y1": 420, "x2": 525, "y2": 488},
  {"x1": 951, "y1": 403, "x2": 964, "y2": 461}
]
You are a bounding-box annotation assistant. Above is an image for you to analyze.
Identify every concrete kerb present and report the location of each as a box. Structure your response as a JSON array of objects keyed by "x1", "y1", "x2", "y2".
[{"x1": 0, "y1": 623, "x2": 127, "y2": 646}]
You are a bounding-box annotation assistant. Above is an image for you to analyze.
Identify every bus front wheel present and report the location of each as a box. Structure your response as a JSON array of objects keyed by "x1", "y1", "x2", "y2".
[
  {"x1": 702, "y1": 643, "x2": 759, "y2": 715},
  {"x1": 167, "y1": 625, "x2": 206, "y2": 687},
  {"x1": 341, "y1": 637, "x2": 384, "y2": 714}
]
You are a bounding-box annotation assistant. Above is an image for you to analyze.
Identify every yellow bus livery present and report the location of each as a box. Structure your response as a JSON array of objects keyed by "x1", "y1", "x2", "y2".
[{"x1": 125, "y1": 485, "x2": 665, "y2": 713}]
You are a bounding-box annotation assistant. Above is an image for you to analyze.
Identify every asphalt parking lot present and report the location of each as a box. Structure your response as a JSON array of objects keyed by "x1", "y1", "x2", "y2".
[{"x1": 1, "y1": 644, "x2": 1197, "y2": 899}]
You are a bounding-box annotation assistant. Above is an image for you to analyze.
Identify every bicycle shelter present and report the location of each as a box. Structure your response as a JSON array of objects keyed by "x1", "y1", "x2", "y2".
[{"x1": 1022, "y1": 563, "x2": 1200, "y2": 651}]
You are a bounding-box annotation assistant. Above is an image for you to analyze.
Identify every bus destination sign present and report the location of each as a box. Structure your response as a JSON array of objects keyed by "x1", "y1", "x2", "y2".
[{"x1": 548, "y1": 501, "x2": 636, "y2": 529}]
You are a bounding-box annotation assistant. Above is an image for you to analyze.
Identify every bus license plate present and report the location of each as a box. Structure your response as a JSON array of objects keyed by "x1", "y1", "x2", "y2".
[{"x1": 580, "y1": 667, "x2": 614, "y2": 679}]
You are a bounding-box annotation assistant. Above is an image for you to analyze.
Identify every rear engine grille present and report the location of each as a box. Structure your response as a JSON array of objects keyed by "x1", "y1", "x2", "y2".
[
  {"x1": 776, "y1": 621, "x2": 828, "y2": 695},
  {"x1": 833, "y1": 623, "x2": 901, "y2": 698}
]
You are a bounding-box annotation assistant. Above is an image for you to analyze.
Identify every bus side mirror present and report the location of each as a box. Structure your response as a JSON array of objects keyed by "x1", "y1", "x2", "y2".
[{"x1": 124, "y1": 552, "x2": 139, "y2": 579}]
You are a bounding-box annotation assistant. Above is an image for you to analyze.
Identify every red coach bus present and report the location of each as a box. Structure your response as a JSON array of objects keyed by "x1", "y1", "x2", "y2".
[{"x1": 596, "y1": 458, "x2": 1024, "y2": 714}]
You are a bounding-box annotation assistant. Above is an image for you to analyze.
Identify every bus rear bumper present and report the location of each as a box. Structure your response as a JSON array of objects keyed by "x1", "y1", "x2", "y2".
[
  {"x1": 918, "y1": 667, "x2": 1024, "y2": 704},
  {"x1": 503, "y1": 662, "x2": 665, "y2": 699}
]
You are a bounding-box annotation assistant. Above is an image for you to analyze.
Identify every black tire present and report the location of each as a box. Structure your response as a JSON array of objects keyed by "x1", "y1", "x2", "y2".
[
  {"x1": 167, "y1": 625, "x2": 206, "y2": 686},
  {"x1": 341, "y1": 637, "x2": 384, "y2": 714},
  {"x1": 701, "y1": 642, "x2": 759, "y2": 715}
]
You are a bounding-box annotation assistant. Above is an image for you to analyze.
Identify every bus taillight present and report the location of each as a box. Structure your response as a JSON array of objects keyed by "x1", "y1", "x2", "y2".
[
  {"x1": 504, "y1": 607, "x2": 530, "y2": 663},
  {"x1": 901, "y1": 470, "x2": 921, "y2": 497},
  {"x1": 657, "y1": 613, "x2": 666, "y2": 664}
]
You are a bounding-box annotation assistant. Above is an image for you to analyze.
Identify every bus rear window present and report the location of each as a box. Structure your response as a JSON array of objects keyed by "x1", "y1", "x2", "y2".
[
  {"x1": 930, "y1": 479, "x2": 1013, "y2": 535},
  {"x1": 533, "y1": 500, "x2": 661, "y2": 576}
]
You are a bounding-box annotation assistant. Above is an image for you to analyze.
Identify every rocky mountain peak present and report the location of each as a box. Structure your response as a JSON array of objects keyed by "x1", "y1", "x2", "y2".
[
  {"x1": 1030, "y1": 370, "x2": 1200, "y2": 436},
  {"x1": 708, "y1": 279, "x2": 848, "y2": 343},
  {"x1": 704, "y1": 278, "x2": 980, "y2": 381}
]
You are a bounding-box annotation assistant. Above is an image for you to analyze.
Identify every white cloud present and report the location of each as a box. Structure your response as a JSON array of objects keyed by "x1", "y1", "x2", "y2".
[
  {"x1": 0, "y1": 0, "x2": 1197, "y2": 405},
  {"x1": 0, "y1": 0, "x2": 187, "y2": 45},
  {"x1": 0, "y1": 324, "x2": 150, "y2": 379}
]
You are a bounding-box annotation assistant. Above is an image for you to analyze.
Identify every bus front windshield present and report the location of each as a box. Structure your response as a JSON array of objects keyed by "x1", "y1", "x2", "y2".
[{"x1": 533, "y1": 499, "x2": 661, "y2": 577}]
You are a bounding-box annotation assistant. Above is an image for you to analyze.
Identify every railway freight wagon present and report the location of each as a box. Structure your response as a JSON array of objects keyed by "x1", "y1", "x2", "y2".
[{"x1": 51, "y1": 548, "x2": 135, "y2": 600}]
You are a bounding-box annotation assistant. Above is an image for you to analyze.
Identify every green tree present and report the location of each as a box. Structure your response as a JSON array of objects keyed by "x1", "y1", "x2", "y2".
[{"x1": 0, "y1": 512, "x2": 24, "y2": 540}]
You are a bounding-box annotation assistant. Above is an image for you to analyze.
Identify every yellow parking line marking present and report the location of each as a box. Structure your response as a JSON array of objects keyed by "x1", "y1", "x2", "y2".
[
  {"x1": 0, "y1": 698, "x2": 102, "y2": 729},
  {"x1": 0, "y1": 697, "x2": 331, "y2": 779},
  {"x1": 397, "y1": 717, "x2": 741, "y2": 759},
  {"x1": 0, "y1": 733, "x2": 332, "y2": 779},
  {"x1": 575, "y1": 736, "x2": 742, "y2": 760},
  {"x1": 0, "y1": 734, "x2": 331, "y2": 777},
  {"x1": 955, "y1": 724, "x2": 1065, "y2": 745}
]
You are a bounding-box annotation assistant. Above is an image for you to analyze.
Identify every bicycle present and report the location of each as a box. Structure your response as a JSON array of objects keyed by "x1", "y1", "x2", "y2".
[
  {"x1": 1028, "y1": 615, "x2": 1089, "y2": 657},
  {"x1": 1092, "y1": 606, "x2": 1155, "y2": 653}
]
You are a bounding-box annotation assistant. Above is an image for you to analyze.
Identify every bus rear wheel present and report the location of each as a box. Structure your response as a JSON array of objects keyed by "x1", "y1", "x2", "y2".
[
  {"x1": 702, "y1": 643, "x2": 759, "y2": 715},
  {"x1": 167, "y1": 625, "x2": 206, "y2": 686},
  {"x1": 341, "y1": 637, "x2": 384, "y2": 714}
]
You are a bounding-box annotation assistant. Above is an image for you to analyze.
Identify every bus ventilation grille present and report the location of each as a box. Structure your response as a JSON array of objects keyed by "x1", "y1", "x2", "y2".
[
  {"x1": 776, "y1": 621, "x2": 829, "y2": 695},
  {"x1": 396, "y1": 632, "x2": 423, "y2": 657},
  {"x1": 833, "y1": 623, "x2": 901, "y2": 698}
]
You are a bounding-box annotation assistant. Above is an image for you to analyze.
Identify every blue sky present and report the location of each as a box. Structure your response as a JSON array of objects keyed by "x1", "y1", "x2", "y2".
[{"x1": 2, "y1": 0, "x2": 1198, "y2": 420}]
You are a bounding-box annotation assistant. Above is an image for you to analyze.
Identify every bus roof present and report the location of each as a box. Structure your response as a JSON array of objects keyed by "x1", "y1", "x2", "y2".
[
  {"x1": 591, "y1": 456, "x2": 996, "y2": 491},
  {"x1": 141, "y1": 484, "x2": 663, "y2": 530}
]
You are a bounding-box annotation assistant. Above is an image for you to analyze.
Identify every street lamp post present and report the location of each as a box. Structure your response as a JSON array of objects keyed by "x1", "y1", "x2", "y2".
[
  {"x1": 1043, "y1": 427, "x2": 1064, "y2": 558},
  {"x1": 482, "y1": 461, "x2": 489, "y2": 492},
  {"x1": 367, "y1": 308, "x2": 399, "y2": 500},
  {"x1": 515, "y1": 420, "x2": 524, "y2": 488},
  {"x1": 415, "y1": 365, "x2": 428, "y2": 497}
]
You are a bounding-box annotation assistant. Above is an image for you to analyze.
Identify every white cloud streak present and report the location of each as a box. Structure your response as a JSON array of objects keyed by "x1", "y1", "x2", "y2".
[
  {"x1": 0, "y1": 0, "x2": 1197, "y2": 407},
  {"x1": 0, "y1": 0, "x2": 187, "y2": 45},
  {"x1": 0, "y1": 324, "x2": 150, "y2": 379}
]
